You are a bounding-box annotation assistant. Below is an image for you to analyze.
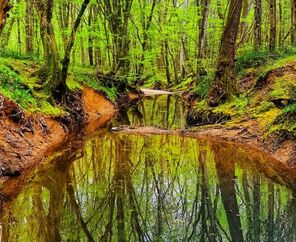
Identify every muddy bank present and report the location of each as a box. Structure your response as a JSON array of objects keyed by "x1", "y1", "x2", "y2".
[
  {"x1": 0, "y1": 86, "x2": 116, "y2": 180},
  {"x1": 118, "y1": 123, "x2": 296, "y2": 166}
]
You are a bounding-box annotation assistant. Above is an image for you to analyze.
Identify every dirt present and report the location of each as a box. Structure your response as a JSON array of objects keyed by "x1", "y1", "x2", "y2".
[
  {"x1": 117, "y1": 118, "x2": 295, "y2": 166},
  {"x1": 0, "y1": 86, "x2": 116, "y2": 181}
]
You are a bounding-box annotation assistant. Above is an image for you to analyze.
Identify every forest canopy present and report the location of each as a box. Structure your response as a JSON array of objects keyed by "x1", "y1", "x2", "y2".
[{"x1": 0, "y1": 0, "x2": 295, "y2": 104}]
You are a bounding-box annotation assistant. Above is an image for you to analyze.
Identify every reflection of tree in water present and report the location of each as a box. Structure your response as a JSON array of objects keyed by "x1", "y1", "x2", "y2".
[{"x1": 2, "y1": 135, "x2": 296, "y2": 241}]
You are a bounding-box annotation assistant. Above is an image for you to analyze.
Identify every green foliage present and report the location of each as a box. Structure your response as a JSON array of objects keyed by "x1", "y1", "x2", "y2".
[
  {"x1": 75, "y1": 73, "x2": 118, "y2": 101},
  {"x1": 0, "y1": 50, "x2": 37, "y2": 61},
  {"x1": 0, "y1": 63, "x2": 63, "y2": 115},
  {"x1": 194, "y1": 72, "x2": 214, "y2": 99},
  {"x1": 236, "y1": 50, "x2": 277, "y2": 74},
  {"x1": 236, "y1": 48, "x2": 296, "y2": 75},
  {"x1": 283, "y1": 103, "x2": 296, "y2": 115}
]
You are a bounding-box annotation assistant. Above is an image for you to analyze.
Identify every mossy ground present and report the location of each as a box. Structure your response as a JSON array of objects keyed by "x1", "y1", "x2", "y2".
[
  {"x1": 191, "y1": 51, "x2": 296, "y2": 138},
  {"x1": 0, "y1": 54, "x2": 118, "y2": 115}
]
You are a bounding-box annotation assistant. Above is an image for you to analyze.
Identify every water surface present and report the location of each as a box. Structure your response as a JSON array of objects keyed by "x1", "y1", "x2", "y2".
[{"x1": 1, "y1": 95, "x2": 296, "y2": 242}]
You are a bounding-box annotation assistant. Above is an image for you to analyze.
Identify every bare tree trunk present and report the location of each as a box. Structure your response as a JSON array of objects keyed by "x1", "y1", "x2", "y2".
[
  {"x1": 254, "y1": 0, "x2": 262, "y2": 50},
  {"x1": 278, "y1": 0, "x2": 283, "y2": 46},
  {"x1": 291, "y1": 0, "x2": 296, "y2": 45},
  {"x1": 138, "y1": 0, "x2": 157, "y2": 76},
  {"x1": 180, "y1": 0, "x2": 189, "y2": 78},
  {"x1": 25, "y1": 0, "x2": 34, "y2": 53},
  {"x1": 240, "y1": 0, "x2": 252, "y2": 44},
  {"x1": 198, "y1": 0, "x2": 210, "y2": 59},
  {"x1": 88, "y1": 6, "x2": 94, "y2": 66},
  {"x1": 207, "y1": 0, "x2": 243, "y2": 107},
  {"x1": 269, "y1": 0, "x2": 276, "y2": 51}
]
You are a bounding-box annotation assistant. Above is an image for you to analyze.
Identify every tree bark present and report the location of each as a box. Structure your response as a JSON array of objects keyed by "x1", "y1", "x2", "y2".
[
  {"x1": 61, "y1": 0, "x2": 91, "y2": 84},
  {"x1": 34, "y1": 0, "x2": 61, "y2": 94},
  {"x1": 207, "y1": 0, "x2": 243, "y2": 107},
  {"x1": 25, "y1": 0, "x2": 34, "y2": 53},
  {"x1": 0, "y1": 0, "x2": 12, "y2": 35},
  {"x1": 198, "y1": 0, "x2": 210, "y2": 59},
  {"x1": 291, "y1": 0, "x2": 296, "y2": 45},
  {"x1": 269, "y1": 0, "x2": 276, "y2": 51},
  {"x1": 254, "y1": 0, "x2": 262, "y2": 50}
]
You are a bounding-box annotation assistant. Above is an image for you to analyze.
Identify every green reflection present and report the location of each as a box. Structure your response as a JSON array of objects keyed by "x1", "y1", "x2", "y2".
[{"x1": 1, "y1": 133, "x2": 296, "y2": 242}]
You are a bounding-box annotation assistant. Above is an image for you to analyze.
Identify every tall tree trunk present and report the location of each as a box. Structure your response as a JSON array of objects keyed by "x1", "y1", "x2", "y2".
[
  {"x1": 138, "y1": 0, "x2": 157, "y2": 76},
  {"x1": 269, "y1": 0, "x2": 276, "y2": 51},
  {"x1": 0, "y1": 0, "x2": 12, "y2": 35},
  {"x1": 25, "y1": 0, "x2": 34, "y2": 53},
  {"x1": 180, "y1": 0, "x2": 189, "y2": 78},
  {"x1": 88, "y1": 6, "x2": 94, "y2": 66},
  {"x1": 61, "y1": 0, "x2": 91, "y2": 84},
  {"x1": 240, "y1": 0, "x2": 252, "y2": 44},
  {"x1": 34, "y1": 0, "x2": 61, "y2": 94},
  {"x1": 291, "y1": 0, "x2": 296, "y2": 45},
  {"x1": 198, "y1": 0, "x2": 210, "y2": 59},
  {"x1": 254, "y1": 0, "x2": 262, "y2": 50},
  {"x1": 207, "y1": 0, "x2": 243, "y2": 107}
]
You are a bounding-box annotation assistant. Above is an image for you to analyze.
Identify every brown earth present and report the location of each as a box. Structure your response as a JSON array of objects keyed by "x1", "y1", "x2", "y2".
[{"x1": 0, "y1": 86, "x2": 116, "y2": 182}]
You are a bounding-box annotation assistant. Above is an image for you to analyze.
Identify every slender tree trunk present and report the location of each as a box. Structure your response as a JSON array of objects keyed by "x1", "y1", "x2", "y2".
[
  {"x1": 198, "y1": 0, "x2": 210, "y2": 59},
  {"x1": 88, "y1": 6, "x2": 94, "y2": 66},
  {"x1": 269, "y1": 0, "x2": 276, "y2": 51},
  {"x1": 254, "y1": 0, "x2": 262, "y2": 50},
  {"x1": 207, "y1": 0, "x2": 243, "y2": 107},
  {"x1": 278, "y1": 0, "x2": 283, "y2": 46},
  {"x1": 138, "y1": 0, "x2": 157, "y2": 76},
  {"x1": 291, "y1": 0, "x2": 296, "y2": 45},
  {"x1": 240, "y1": 0, "x2": 252, "y2": 44},
  {"x1": 180, "y1": 0, "x2": 189, "y2": 78},
  {"x1": 25, "y1": 0, "x2": 34, "y2": 53},
  {"x1": 61, "y1": 0, "x2": 91, "y2": 85}
]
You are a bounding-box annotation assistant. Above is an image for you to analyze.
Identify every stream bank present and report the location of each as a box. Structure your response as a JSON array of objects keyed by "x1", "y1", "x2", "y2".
[{"x1": 0, "y1": 86, "x2": 117, "y2": 180}]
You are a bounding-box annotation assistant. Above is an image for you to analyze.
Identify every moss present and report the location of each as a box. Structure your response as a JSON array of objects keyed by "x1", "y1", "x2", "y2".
[
  {"x1": 75, "y1": 73, "x2": 118, "y2": 101},
  {"x1": 67, "y1": 77, "x2": 82, "y2": 91},
  {"x1": 269, "y1": 75, "x2": 296, "y2": 100},
  {"x1": 0, "y1": 61, "x2": 64, "y2": 115}
]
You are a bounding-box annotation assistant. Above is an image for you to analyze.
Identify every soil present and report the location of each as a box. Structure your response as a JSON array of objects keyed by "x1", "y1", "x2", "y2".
[
  {"x1": 0, "y1": 86, "x2": 116, "y2": 182},
  {"x1": 116, "y1": 118, "x2": 296, "y2": 165}
]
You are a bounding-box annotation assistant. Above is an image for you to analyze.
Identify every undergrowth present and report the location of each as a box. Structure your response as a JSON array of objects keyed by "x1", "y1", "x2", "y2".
[{"x1": 0, "y1": 64, "x2": 63, "y2": 115}]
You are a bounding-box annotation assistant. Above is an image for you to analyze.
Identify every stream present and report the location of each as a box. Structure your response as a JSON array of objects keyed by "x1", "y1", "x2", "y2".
[{"x1": 1, "y1": 95, "x2": 296, "y2": 242}]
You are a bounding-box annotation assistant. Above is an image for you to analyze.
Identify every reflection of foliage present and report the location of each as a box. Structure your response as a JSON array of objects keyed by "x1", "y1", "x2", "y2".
[{"x1": 2, "y1": 134, "x2": 295, "y2": 241}]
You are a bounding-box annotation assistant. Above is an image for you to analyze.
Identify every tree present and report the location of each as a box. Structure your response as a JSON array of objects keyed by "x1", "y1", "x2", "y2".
[
  {"x1": 269, "y1": 0, "x2": 277, "y2": 51},
  {"x1": 25, "y1": 0, "x2": 34, "y2": 53},
  {"x1": 0, "y1": 0, "x2": 13, "y2": 35},
  {"x1": 207, "y1": 0, "x2": 243, "y2": 107},
  {"x1": 33, "y1": 0, "x2": 90, "y2": 98},
  {"x1": 97, "y1": 0, "x2": 133, "y2": 76},
  {"x1": 291, "y1": 0, "x2": 296, "y2": 45},
  {"x1": 254, "y1": 0, "x2": 262, "y2": 50}
]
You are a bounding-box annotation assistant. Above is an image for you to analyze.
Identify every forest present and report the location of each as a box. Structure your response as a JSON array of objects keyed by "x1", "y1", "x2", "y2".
[{"x1": 1, "y1": 0, "x2": 296, "y2": 241}]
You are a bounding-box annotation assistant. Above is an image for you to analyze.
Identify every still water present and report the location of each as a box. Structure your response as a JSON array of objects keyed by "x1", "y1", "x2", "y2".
[{"x1": 1, "y1": 95, "x2": 296, "y2": 242}]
